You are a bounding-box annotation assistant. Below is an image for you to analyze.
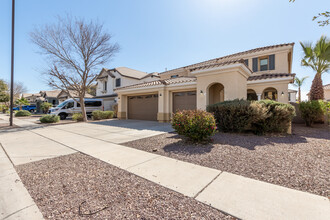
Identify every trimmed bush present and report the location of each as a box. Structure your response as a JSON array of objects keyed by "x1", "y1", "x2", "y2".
[
  {"x1": 72, "y1": 113, "x2": 84, "y2": 122},
  {"x1": 207, "y1": 99, "x2": 268, "y2": 133},
  {"x1": 92, "y1": 110, "x2": 114, "y2": 120},
  {"x1": 41, "y1": 102, "x2": 53, "y2": 113},
  {"x1": 172, "y1": 110, "x2": 217, "y2": 142},
  {"x1": 299, "y1": 100, "x2": 326, "y2": 126},
  {"x1": 15, "y1": 110, "x2": 31, "y2": 117},
  {"x1": 207, "y1": 99, "x2": 295, "y2": 135},
  {"x1": 40, "y1": 115, "x2": 60, "y2": 123},
  {"x1": 252, "y1": 100, "x2": 296, "y2": 134}
]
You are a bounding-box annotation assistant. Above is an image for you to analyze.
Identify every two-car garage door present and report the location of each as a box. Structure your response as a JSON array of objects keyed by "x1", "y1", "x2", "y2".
[
  {"x1": 173, "y1": 91, "x2": 196, "y2": 113},
  {"x1": 127, "y1": 91, "x2": 197, "y2": 121},
  {"x1": 128, "y1": 94, "x2": 158, "y2": 121}
]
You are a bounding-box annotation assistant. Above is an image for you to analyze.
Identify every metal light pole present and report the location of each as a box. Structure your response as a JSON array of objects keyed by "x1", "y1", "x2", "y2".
[{"x1": 9, "y1": 0, "x2": 15, "y2": 126}]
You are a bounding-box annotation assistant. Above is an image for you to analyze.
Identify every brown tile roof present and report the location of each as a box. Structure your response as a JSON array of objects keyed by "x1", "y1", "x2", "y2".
[
  {"x1": 189, "y1": 59, "x2": 249, "y2": 72},
  {"x1": 57, "y1": 90, "x2": 93, "y2": 99},
  {"x1": 248, "y1": 73, "x2": 295, "y2": 81},
  {"x1": 324, "y1": 84, "x2": 330, "y2": 90},
  {"x1": 40, "y1": 89, "x2": 61, "y2": 98},
  {"x1": 115, "y1": 77, "x2": 196, "y2": 91},
  {"x1": 97, "y1": 67, "x2": 159, "y2": 80},
  {"x1": 160, "y1": 43, "x2": 294, "y2": 75}
]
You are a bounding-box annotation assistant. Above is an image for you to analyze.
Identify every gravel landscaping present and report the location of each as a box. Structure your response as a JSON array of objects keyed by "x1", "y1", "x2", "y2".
[
  {"x1": 124, "y1": 124, "x2": 330, "y2": 198},
  {"x1": 16, "y1": 153, "x2": 233, "y2": 219}
]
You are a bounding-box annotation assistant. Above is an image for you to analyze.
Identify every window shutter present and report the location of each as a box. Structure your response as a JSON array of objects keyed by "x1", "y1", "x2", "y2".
[
  {"x1": 244, "y1": 59, "x2": 249, "y2": 67},
  {"x1": 252, "y1": 58, "x2": 258, "y2": 72},
  {"x1": 269, "y1": 54, "x2": 275, "y2": 70}
]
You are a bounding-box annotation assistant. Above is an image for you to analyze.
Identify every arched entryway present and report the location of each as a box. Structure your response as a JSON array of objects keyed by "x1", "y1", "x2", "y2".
[
  {"x1": 262, "y1": 87, "x2": 278, "y2": 101},
  {"x1": 247, "y1": 89, "x2": 258, "y2": 101},
  {"x1": 208, "y1": 83, "x2": 224, "y2": 105}
]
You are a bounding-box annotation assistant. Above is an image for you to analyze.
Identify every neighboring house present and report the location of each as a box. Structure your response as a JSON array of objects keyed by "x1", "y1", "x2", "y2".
[
  {"x1": 39, "y1": 89, "x2": 61, "y2": 106},
  {"x1": 307, "y1": 84, "x2": 330, "y2": 101},
  {"x1": 95, "y1": 67, "x2": 159, "y2": 110},
  {"x1": 57, "y1": 89, "x2": 94, "y2": 103},
  {"x1": 115, "y1": 43, "x2": 296, "y2": 122},
  {"x1": 21, "y1": 93, "x2": 41, "y2": 105},
  {"x1": 288, "y1": 89, "x2": 297, "y2": 102}
]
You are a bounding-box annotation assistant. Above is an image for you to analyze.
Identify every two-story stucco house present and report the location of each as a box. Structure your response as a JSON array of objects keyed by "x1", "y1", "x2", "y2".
[
  {"x1": 114, "y1": 43, "x2": 296, "y2": 122},
  {"x1": 95, "y1": 67, "x2": 159, "y2": 110}
]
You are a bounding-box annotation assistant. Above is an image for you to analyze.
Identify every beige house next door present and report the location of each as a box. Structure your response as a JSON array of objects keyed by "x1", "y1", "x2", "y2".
[
  {"x1": 173, "y1": 91, "x2": 197, "y2": 113},
  {"x1": 128, "y1": 94, "x2": 158, "y2": 121}
]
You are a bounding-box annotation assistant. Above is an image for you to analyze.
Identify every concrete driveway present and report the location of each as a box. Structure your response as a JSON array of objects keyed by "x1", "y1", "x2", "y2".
[{"x1": 0, "y1": 119, "x2": 173, "y2": 165}]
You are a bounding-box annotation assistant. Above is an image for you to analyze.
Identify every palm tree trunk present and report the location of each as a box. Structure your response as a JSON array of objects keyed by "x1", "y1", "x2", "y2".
[
  {"x1": 298, "y1": 87, "x2": 301, "y2": 103},
  {"x1": 310, "y1": 72, "x2": 324, "y2": 100}
]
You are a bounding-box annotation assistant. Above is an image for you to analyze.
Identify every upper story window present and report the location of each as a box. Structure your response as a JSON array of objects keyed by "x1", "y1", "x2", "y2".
[
  {"x1": 116, "y1": 78, "x2": 121, "y2": 87},
  {"x1": 252, "y1": 54, "x2": 275, "y2": 72},
  {"x1": 171, "y1": 75, "x2": 178, "y2": 78},
  {"x1": 260, "y1": 58, "x2": 268, "y2": 71},
  {"x1": 103, "y1": 81, "x2": 107, "y2": 91}
]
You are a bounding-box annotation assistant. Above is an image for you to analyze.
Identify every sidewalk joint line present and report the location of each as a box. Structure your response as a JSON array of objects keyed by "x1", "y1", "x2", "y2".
[
  {"x1": 125, "y1": 155, "x2": 162, "y2": 170},
  {"x1": 29, "y1": 129, "x2": 79, "y2": 153},
  {"x1": 193, "y1": 171, "x2": 222, "y2": 199},
  {"x1": 2, "y1": 204, "x2": 35, "y2": 220},
  {"x1": 0, "y1": 142, "x2": 15, "y2": 166}
]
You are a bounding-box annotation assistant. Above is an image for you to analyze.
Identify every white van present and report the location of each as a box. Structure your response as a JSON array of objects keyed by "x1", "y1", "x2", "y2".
[{"x1": 49, "y1": 98, "x2": 103, "y2": 120}]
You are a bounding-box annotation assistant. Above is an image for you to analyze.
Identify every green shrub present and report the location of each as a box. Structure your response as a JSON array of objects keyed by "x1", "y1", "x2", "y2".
[
  {"x1": 15, "y1": 110, "x2": 31, "y2": 117},
  {"x1": 172, "y1": 110, "x2": 217, "y2": 142},
  {"x1": 40, "y1": 115, "x2": 60, "y2": 123},
  {"x1": 299, "y1": 100, "x2": 326, "y2": 126},
  {"x1": 207, "y1": 99, "x2": 268, "y2": 133},
  {"x1": 72, "y1": 113, "x2": 84, "y2": 121},
  {"x1": 92, "y1": 110, "x2": 114, "y2": 120},
  {"x1": 252, "y1": 100, "x2": 296, "y2": 134},
  {"x1": 207, "y1": 99, "x2": 295, "y2": 135},
  {"x1": 0, "y1": 104, "x2": 8, "y2": 113},
  {"x1": 41, "y1": 102, "x2": 53, "y2": 113}
]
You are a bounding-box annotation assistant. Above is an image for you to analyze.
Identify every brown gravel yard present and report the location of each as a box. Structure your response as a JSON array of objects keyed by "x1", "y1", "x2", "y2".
[
  {"x1": 16, "y1": 153, "x2": 233, "y2": 219},
  {"x1": 124, "y1": 124, "x2": 330, "y2": 198}
]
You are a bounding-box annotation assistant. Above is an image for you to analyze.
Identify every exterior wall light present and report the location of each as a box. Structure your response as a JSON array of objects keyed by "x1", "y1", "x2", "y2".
[
  {"x1": 159, "y1": 93, "x2": 162, "y2": 96},
  {"x1": 200, "y1": 90, "x2": 203, "y2": 94},
  {"x1": 281, "y1": 92, "x2": 284, "y2": 96}
]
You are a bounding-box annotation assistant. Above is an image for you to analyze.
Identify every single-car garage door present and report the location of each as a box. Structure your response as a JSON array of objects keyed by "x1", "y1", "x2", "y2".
[
  {"x1": 128, "y1": 94, "x2": 158, "y2": 121},
  {"x1": 173, "y1": 91, "x2": 197, "y2": 112}
]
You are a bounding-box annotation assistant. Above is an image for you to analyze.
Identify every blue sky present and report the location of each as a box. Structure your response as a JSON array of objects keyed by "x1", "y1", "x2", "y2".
[{"x1": 0, "y1": 0, "x2": 329, "y2": 100}]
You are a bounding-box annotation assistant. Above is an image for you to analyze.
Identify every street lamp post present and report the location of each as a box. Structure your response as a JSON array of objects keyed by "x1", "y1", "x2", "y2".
[{"x1": 9, "y1": 0, "x2": 15, "y2": 126}]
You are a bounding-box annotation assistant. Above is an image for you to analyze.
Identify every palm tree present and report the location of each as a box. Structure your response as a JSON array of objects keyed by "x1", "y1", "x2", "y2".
[
  {"x1": 294, "y1": 76, "x2": 309, "y2": 102},
  {"x1": 15, "y1": 97, "x2": 30, "y2": 110},
  {"x1": 300, "y1": 36, "x2": 330, "y2": 100}
]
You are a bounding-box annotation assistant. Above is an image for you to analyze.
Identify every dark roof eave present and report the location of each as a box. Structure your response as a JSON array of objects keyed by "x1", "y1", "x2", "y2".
[{"x1": 95, "y1": 93, "x2": 118, "y2": 98}]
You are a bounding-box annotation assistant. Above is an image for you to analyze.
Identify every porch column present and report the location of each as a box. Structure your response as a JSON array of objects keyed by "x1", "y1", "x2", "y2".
[
  {"x1": 157, "y1": 88, "x2": 170, "y2": 122},
  {"x1": 257, "y1": 93, "x2": 262, "y2": 101},
  {"x1": 117, "y1": 94, "x2": 127, "y2": 119}
]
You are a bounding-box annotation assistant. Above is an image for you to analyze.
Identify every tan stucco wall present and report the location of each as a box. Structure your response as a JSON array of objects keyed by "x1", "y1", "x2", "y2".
[
  {"x1": 247, "y1": 80, "x2": 290, "y2": 103},
  {"x1": 195, "y1": 69, "x2": 248, "y2": 110},
  {"x1": 324, "y1": 89, "x2": 330, "y2": 101}
]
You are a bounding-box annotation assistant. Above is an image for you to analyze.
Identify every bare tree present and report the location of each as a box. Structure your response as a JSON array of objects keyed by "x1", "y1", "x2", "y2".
[
  {"x1": 30, "y1": 16, "x2": 119, "y2": 121},
  {"x1": 10, "y1": 81, "x2": 27, "y2": 98}
]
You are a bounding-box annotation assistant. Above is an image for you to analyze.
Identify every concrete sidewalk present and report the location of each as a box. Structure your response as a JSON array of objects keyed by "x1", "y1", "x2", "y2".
[
  {"x1": 0, "y1": 145, "x2": 43, "y2": 220},
  {"x1": 0, "y1": 114, "x2": 41, "y2": 129},
  {"x1": 1, "y1": 117, "x2": 329, "y2": 220}
]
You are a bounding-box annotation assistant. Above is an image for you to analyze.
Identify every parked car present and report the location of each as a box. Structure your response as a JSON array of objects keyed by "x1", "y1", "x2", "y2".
[
  {"x1": 13, "y1": 105, "x2": 37, "y2": 113},
  {"x1": 49, "y1": 98, "x2": 103, "y2": 120}
]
